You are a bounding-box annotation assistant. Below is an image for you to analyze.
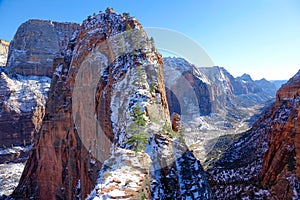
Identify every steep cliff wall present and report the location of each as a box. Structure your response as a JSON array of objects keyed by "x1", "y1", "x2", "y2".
[
  {"x1": 6, "y1": 20, "x2": 80, "y2": 77},
  {"x1": 0, "y1": 73, "x2": 50, "y2": 147},
  {"x1": 12, "y1": 9, "x2": 171, "y2": 199},
  {"x1": 0, "y1": 20, "x2": 80, "y2": 148},
  {"x1": 208, "y1": 70, "x2": 300, "y2": 199},
  {"x1": 259, "y1": 70, "x2": 300, "y2": 198}
]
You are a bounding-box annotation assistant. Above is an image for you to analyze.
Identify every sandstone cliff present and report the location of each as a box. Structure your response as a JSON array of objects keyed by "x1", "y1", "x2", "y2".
[
  {"x1": 0, "y1": 39, "x2": 9, "y2": 67},
  {"x1": 259, "y1": 70, "x2": 300, "y2": 199},
  {"x1": 0, "y1": 20, "x2": 81, "y2": 148},
  {"x1": 163, "y1": 57, "x2": 275, "y2": 163},
  {"x1": 0, "y1": 73, "x2": 50, "y2": 147},
  {"x1": 6, "y1": 20, "x2": 80, "y2": 77},
  {"x1": 12, "y1": 9, "x2": 209, "y2": 199},
  {"x1": 164, "y1": 57, "x2": 275, "y2": 119},
  {"x1": 208, "y1": 70, "x2": 300, "y2": 199}
]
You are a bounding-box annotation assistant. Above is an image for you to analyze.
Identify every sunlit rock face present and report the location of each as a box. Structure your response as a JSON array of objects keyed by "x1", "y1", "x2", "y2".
[
  {"x1": 6, "y1": 19, "x2": 80, "y2": 77},
  {"x1": 208, "y1": 70, "x2": 300, "y2": 199},
  {"x1": 163, "y1": 57, "x2": 275, "y2": 120},
  {"x1": 163, "y1": 57, "x2": 276, "y2": 164},
  {"x1": 12, "y1": 9, "x2": 176, "y2": 199},
  {"x1": 0, "y1": 20, "x2": 79, "y2": 148}
]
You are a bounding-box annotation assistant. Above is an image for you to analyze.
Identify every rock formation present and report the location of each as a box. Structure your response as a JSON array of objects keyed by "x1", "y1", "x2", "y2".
[
  {"x1": 255, "y1": 78, "x2": 277, "y2": 96},
  {"x1": 12, "y1": 9, "x2": 210, "y2": 199},
  {"x1": 163, "y1": 57, "x2": 276, "y2": 163},
  {"x1": 0, "y1": 39, "x2": 9, "y2": 67},
  {"x1": 208, "y1": 70, "x2": 300, "y2": 199},
  {"x1": 0, "y1": 19, "x2": 81, "y2": 148},
  {"x1": 171, "y1": 112, "x2": 181, "y2": 132},
  {"x1": 0, "y1": 73, "x2": 51, "y2": 147},
  {"x1": 164, "y1": 57, "x2": 275, "y2": 119},
  {"x1": 4, "y1": 8, "x2": 295, "y2": 200},
  {"x1": 6, "y1": 20, "x2": 80, "y2": 77},
  {"x1": 259, "y1": 70, "x2": 300, "y2": 198}
]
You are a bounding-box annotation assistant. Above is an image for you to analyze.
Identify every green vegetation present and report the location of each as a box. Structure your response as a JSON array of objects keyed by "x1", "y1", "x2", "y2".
[
  {"x1": 203, "y1": 133, "x2": 242, "y2": 169},
  {"x1": 149, "y1": 37, "x2": 156, "y2": 51},
  {"x1": 126, "y1": 105, "x2": 148, "y2": 152},
  {"x1": 123, "y1": 12, "x2": 130, "y2": 18},
  {"x1": 149, "y1": 82, "x2": 157, "y2": 93},
  {"x1": 126, "y1": 132, "x2": 148, "y2": 152},
  {"x1": 149, "y1": 37, "x2": 155, "y2": 44},
  {"x1": 163, "y1": 122, "x2": 176, "y2": 137},
  {"x1": 134, "y1": 66, "x2": 146, "y2": 88}
]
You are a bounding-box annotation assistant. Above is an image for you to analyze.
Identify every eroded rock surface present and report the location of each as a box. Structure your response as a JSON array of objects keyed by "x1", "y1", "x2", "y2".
[
  {"x1": 208, "y1": 70, "x2": 300, "y2": 199},
  {"x1": 12, "y1": 9, "x2": 171, "y2": 199},
  {"x1": 6, "y1": 20, "x2": 80, "y2": 77},
  {"x1": 0, "y1": 39, "x2": 9, "y2": 67}
]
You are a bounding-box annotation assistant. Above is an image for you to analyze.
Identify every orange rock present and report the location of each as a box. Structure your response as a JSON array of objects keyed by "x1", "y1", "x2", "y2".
[
  {"x1": 259, "y1": 70, "x2": 300, "y2": 198},
  {"x1": 12, "y1": 10, "x2": 170, "y2": 200},
  {"x1": 171, "y1": 112, "x2": 181, "y2": 132}
]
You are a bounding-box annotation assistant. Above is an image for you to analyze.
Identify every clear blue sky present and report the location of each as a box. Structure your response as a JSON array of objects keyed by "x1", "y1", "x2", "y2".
[{"x1": 0, "y1": 0, "x2": 299, "y2": 80}]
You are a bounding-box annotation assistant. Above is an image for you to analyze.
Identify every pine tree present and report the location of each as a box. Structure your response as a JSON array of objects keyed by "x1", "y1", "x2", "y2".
[{"x1": 126, "y1": 104, "x2": 148, "y2": 152}]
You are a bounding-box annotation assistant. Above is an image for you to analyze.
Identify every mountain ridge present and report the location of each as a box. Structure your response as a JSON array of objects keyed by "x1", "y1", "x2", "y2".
[{"x1": 0, "y1": 9, "x2": 297, "y2": 200}]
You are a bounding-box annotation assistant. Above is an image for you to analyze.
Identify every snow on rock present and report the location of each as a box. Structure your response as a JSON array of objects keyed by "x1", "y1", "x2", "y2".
[
  {"x1": 147, "y1": 132, "x2": 210, "y2": 200},
  {"x1": 2, "y1": 73, "x2": 51, "y2": 114},
  {"x1": 6, "y1": 19, "x2": 80, "y2": 77},
  {"x1": 0, "y1": 71, "x2": 51, "y2": 147},
  {"x1": 87, "y1": 148, "x2": 150, "y2": 200},
  {"x1": 208, "y1": 95, "x2": 300, "y2": 199},
  {"x1": 0, "y1": 162, "x2": 25, "y2": 197}
]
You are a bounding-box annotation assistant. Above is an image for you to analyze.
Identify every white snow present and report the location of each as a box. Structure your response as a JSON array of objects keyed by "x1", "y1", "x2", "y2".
[
  {"x1": 87, "y1": 148, "x2": 150, "y2": 200},
  {"x1": 54, "y1": 64, "x2": 63, "y2": 77},
  {"x1": 1, "y1": 72, "x2": 51, "y2": 114},
  {"x1": 0, "y1": 162, "x2": 25, "y2": 196},
  {"x1": 0, "y1": 145, "x2": 32, "y2": 155}
]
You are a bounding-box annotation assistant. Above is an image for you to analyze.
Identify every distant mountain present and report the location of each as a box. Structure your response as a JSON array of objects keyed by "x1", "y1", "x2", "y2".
[
  {"x1": 271, "y1": 79, "x2": 287, "y2": 90},
  {"x1": 208, "y1": 70, "x2": 300, "y2": 199},
  {"x1": 6, "y1": 20, "x2": 80, "y2": 77},
  {"x1": 0, "y1": 20, "x2": 79, "y2": 148},
  {"x1": 254, "y1": 78, "x2": 277, "y2": 96},
  {"x1": 236, "y1": 73, "x2": 263, "y2": 94},
  {"x1": 164, "y1": 57, "x2": 275, "y2": 118},
  {"x1": 163, "y1": 57, "x2": 276, "y2": 163}
]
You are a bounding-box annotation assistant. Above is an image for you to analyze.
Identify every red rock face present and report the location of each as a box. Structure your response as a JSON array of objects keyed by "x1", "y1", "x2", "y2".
[
  {"x1": 208, "y1": 70, "x2": 300, "y2": 199},
  {"x1": 13, "y1": 10, "x2": 170, "y2": 199},
  {"x1": 171, "y1": 112, "x2": 181, "y2": 132},
  {"x1": 0, "y1": 72, "x2": 50, "y2": 147},
  {"x1": 0, "y1": 20, "x2": 79, "y2": 148},
  {"x1": 259, "y1": 70, "x2": 300, "y2": 198},
  {"x1": 12, "y1": 58, "x2": 101, "y2": 199}
]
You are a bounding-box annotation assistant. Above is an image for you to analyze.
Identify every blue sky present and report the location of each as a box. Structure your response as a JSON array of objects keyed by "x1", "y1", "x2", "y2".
[{"x1": 0, "y1": 0, "x2": 299, "y2": 80}]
